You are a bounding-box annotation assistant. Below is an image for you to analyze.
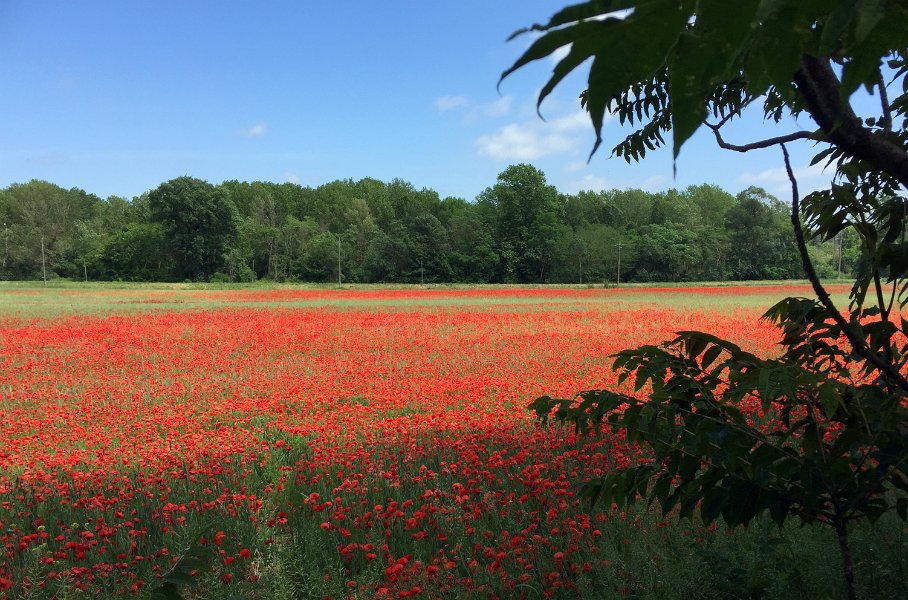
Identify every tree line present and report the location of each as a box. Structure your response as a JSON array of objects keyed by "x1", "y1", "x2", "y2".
[{"x1": 0, "y1": 164, "x2": 852, "y2": 284}]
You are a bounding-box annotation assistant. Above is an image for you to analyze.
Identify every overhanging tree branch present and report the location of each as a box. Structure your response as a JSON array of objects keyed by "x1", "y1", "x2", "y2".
[
  {"x1": 706, "y1": 123, "x2": 822, "y2": 153},
  {"x1": 878, "y1": 70, "x2": 893, "y2": 134},
  {"x1": 782, "y1": 144, "x2": 908, "y2": 394},
  {"x1": 794, "y1": 55, "x2": 908, "y2": 189},
  {"x1": 508, "y1": 4, "x2": 908, "y2": 598}
]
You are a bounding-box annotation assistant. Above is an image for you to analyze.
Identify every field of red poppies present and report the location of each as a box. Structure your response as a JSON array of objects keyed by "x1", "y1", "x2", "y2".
[{"x1": 3, "y1": 283, "x2": 902, "y2": 599}]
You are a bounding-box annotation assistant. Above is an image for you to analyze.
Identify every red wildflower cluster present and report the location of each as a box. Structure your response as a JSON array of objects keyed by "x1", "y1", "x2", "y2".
[{"x1": 0, "y1": 287, "x2": 787, "y2": 597}]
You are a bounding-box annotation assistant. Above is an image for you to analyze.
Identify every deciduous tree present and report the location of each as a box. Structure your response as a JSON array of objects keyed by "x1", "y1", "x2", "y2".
[
  {"x1": 147, "y1": 176, "x2": 239, "y2": 281},
  {"x1": 505, "y1": 2, "x2": 908, "y2": 598}
]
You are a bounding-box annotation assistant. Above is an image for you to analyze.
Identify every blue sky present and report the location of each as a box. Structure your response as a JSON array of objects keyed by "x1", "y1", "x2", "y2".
[{"x1": 0, "y1": 2, "x2": 857, "y2": 201}]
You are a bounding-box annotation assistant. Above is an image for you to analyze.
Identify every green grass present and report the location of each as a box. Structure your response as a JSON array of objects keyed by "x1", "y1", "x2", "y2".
[
  {"x1": 4, "y1": 278, "x2": 893, "y2": 600},
  {"x1": 0, "y1": 279, "x2": 853, "y2": 321}
]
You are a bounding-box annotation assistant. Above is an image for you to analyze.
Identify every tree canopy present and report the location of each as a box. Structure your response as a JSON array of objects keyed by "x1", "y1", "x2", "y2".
[
  {"x1": 502, "y1": 0, "x2": 908, "y2": 172},
  {"x1": 504, "y1": 2, "x2": 908, "y2": 598},
  {"x1": 147, "y1": 176, "x2": 240, "y2": 281},
  {"x1": 1, "y1": 175, "x2": 837, "y2": 284}
]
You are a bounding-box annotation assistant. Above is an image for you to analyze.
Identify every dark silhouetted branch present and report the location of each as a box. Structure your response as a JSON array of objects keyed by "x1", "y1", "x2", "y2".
[{"x1": 782, "y1": 143, "x2": 908, "y2": 394}]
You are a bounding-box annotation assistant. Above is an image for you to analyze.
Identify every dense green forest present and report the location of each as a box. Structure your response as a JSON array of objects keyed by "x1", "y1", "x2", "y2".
[{"x1": 0, "y1": 164, "x2": 852, "y2": 283}]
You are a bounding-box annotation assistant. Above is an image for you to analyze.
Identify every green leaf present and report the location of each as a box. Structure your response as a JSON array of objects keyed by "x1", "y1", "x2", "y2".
[
  {"x1": 683, "y1": 334, "x2": 709, "y2": 360},
  {"x1": 622, "y1": 402, "x2": 645, "y2": 442},
  {"x1": 501, "y1": 20, "x2": 605, "y2": 84},
  {"x1": 767, "y1": 491, "x2": 791, "y2": 527},
  {"x1": 517, "y1": 0, "x2": 642, "y2": 37},
  {"x1": 151, "y1": 583, "x2": 184, "y2": 600},
  {"x1": 163, "y1": 570, "x2": 197, "y2": 588},
  {"x1": 854, "y1": 0, "x2": 886, "y2": 42},
  {"x1": 840, "y1": 17, "x2": 890, "y2": 95},
  {"x1": 651, "y1": 471, "x2": 673, "y2": 505},
  {"x1": 818, "y1": 0, "x2": 857, "y2": 55},
  {"x1": 667, "y1": 0, "x2": 758, "y2": 158},
  {"x1": 528, "y1": 395, "x2": 567, "y2": 426},
  {"x1": 538, "y1": 40, "x2": 603, "y2": 114},
  {"x1": 679, "y1": 491, "x2": 702, "y2": 519},
  {"x1": 700, "y1": 486, "x2": 727, "y2": 522},
  {"x1": 744, "y1": 0, "x2": 813, "y2": 97},
  {"x1": 701, "y1": 344, "x2": 723, "y2": 370},
  {"x1": 584, "y1": 0, "x2": 694, "y2": 158},
  {"x1": 801, "y1": 421, "x2": 820, "y2": 457},
  {"x1": 578, "y1": 479, "x2": 606, "y2": 507}
]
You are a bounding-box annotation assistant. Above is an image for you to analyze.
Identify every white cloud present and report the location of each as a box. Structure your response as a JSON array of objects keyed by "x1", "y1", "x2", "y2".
[
  {"x1": 241, "y1": 123, "x2": 268, "y2": 138},
  {"x1": 564, "y1": 174, "x2": 613, "y2": 194},
  {"x1": 738, "y1": 162, "x2": 834, "y2": 198},
  {"x1": 434, "y1": 95, "x2": 469, "y2": 112},
  {"x1": 549, "y1": 110, "x2": 590, "y2": 132},
  {"x1": 483, "y1": 95, "x2": 512, "y2": 118},
  {"x1": 435, "y1": 94, "x2": 513, "y2": 119},
  {"x1": 639, "y1": 175, "x2": 666, "y2": 191},
  {"x1": 738, "y1": 162, "x2": 828, "y2": 185},
  {"x1": 475, "y1": 110, "x2": 601, "y2": 161},
  {"x1": 561, "y1": 168, "x2": 666, "y2": 195},
  {"x1": 476, "y1": 122, "x2": 580, "y2": 161},
  {"x1": 282, "y1": 171, "x2": 300, "y2": 184}
]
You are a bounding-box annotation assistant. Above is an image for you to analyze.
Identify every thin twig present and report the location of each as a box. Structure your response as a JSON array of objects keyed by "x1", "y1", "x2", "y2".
[
  {"x1": 706, "y1": 123, "x2": 821, "y2": 153},
  {"x1": 878, "y1": 70, "x2": 893, "y2": 133},
  {"x1": 711, "y1": 111, "x2": 737, "y2": 130},
  {"x1": 782, "y1": 143, "x2": 908, "y2": 394}
]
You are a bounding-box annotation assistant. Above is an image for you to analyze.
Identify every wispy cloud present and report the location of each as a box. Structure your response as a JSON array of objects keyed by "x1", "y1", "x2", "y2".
[
  {"x1": 549, "y1": 111, "x2": 590, "y2": 132},
  {"x1": 562, "y1": 169, "x2": 666, "y2": 194},
  {"x1": 433, "y1": 94, "x2": 513, "y2": 119},
  {"x1": 483, "y1": 96, "x2": 512, "y2": 118},
  {"x1": 434, "y1": 95, "x2": 469, "y2": 112},
  {"x1": 563, "y1": 173, "x2": 613, "y2": 194},
  {"x1": 738, "y1": 162, "x2": 828, "y2": 185},
  {"x1": 477, "y1": 123, "x2": 578, "y2": 161},
  {"x1": 240, "y1": 123, "x2": 268, "y2": 138},
  {"x1": 738, "y1": 162, "x2": 833, "y2": 197},
  {"x1": 282, "y1": 171, "x2": 300, "y2": 184},
  {"x1": 639, "y1": 175, "x2": 667, "y2": 190},
  {"x1": 476, "y1": 110, "x2": 596, "y2": 161}
]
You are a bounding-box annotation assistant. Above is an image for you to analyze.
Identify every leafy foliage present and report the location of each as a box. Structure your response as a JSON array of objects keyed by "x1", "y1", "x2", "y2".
[
  {"x1": 502, "y1": 0, "x2": 908, "y2": 163},
  {"x1": 148, "y1": 176, "x2": 240, "y2": 282},
  {"x1": 150, "y1": 540, "x2": 213, "y2": 600},
  {"x1": 2, "y1": 175, "x2": 832, "y2": 284},
  {"x1": 508, "y1": 1, "x2": 908, "y2": 598},
  {"x1": 531, "y1": 319, "x2": 908, "y2": 528}
]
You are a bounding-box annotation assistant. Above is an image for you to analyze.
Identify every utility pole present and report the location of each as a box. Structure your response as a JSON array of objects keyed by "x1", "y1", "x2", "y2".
[
  {"x1": 337, "y1": 234, "x2": 342, "y2": 287},
  {"x1": 2, "y1": 223, "x2": 8, "y2": 275},
  {"x1": 83, "y1": 258, "x2": 88, "y2": 282},
  {"x1": 420, "y1": 259, "x2": 424, "y2": 285},
  {"x1": 615, "y1": 241, "x2": 622, "y2": 286},
  {"x1": 837, "y1": 235, "x2": 843, "y2": 279},
  {"x1": 41, "y1": 235, "x2": 47, "y2": 287}
]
